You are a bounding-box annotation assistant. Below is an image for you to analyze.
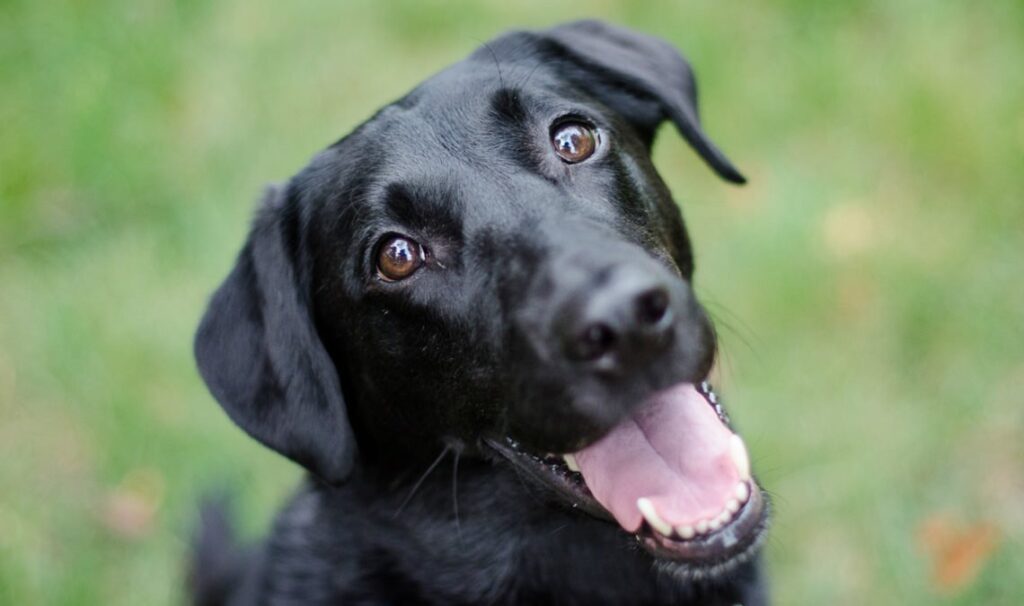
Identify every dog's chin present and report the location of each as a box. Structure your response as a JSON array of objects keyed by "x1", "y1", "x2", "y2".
[{"x1": 486, "y1": 381, "x2": 768, "y2": 580}]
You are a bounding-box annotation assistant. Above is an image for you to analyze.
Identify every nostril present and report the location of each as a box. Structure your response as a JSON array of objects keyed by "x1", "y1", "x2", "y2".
[
  {"x1": 571, "y1": 322, "x2": 617, "y2": 362},
  {"x1": 635, "y1": 287, "x2": 670, "y2": 327}
]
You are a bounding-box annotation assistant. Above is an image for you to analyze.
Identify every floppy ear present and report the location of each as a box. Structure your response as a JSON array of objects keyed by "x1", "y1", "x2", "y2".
[
  {"x1": 195, "y1": 184, "x2": 355, "y2": 484},
  {"x1": 540, "y1": 20, "x2": 746, "y2": 184}
]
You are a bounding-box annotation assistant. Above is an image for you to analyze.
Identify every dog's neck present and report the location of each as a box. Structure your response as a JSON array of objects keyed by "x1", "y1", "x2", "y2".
[{"x1": 266, "y1": 463, "x2": 761, "y2": 605}]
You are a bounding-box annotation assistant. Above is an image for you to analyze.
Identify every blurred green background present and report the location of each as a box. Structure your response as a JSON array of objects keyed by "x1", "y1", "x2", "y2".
[{"x1": 1, "y1": 1, "x2": 1022, "y2": 604}]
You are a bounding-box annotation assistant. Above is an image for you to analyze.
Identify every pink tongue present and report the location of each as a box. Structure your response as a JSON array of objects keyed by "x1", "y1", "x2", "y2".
[{"x1": 574, "y1": 383, "x2": 740, "y2": 532}]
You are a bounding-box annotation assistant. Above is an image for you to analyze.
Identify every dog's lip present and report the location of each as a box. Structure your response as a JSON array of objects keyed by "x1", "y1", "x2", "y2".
[
  {"x1": 485, "y1": 437, "x2": 613, "y2": 522},
  {"x1": 484, "y1": 382, "x2": 768, "y2": 568}
]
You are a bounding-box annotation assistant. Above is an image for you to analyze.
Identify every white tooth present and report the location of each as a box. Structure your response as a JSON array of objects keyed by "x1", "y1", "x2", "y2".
[
  {"x1": 676, "y1": 524, "x2": 695, "y2": 539},
  {"x1": 563, "y1": 453, "x2": 580, "y2": 472},
  {"x1": 636, "y1": 498, "x2": 673, "y2": 537},
  {"x1": 725, "y1": 498, "x2": 741, "y2": 514},
  {"x1": 695, "y1": 519, "x2": 709, "y2": 534},
  {"x1": 729, "y1": 434, "x2": 751, "y2": 481},
  {"x1": 709, "y1": 517, "x2": 723, "y2": 531},
  {"x1": 717, "y1": 510, "x2": 732, "y2": 525},
  {"x1": 735, "y1": 481, "x2": 750, "y2": 503}
]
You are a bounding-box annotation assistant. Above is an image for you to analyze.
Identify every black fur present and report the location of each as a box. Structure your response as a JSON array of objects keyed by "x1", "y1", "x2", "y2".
[{"x1": 192, "y1": 20, "x2": 768, "y2": 605}]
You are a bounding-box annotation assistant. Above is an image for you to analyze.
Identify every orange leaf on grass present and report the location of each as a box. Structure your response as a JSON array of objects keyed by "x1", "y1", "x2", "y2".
[
  {"x1": 915, "y1": 512, "x2": 1001, "y2": 594},
  {"x1": 100, "y1": 468, "x2": 165, "y2": 540}
]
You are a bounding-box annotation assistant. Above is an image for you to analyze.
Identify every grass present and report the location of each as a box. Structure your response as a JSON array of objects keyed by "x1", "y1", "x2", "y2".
[{"x1": 1, "y1": 1, "x2": 1022, "y2": 603}]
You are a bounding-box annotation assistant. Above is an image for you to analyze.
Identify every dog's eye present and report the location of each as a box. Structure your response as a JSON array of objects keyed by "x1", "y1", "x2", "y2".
[
  {"x1": 551, "y1": 122, "x2": 598, "y2": 163},
  {"x1": 376, "y1": 235, "x2": 424, "y2": 281}
]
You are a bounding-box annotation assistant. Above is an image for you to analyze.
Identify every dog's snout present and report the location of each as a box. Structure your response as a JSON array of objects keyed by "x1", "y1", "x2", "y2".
[{"x1": 561, "y1": 268, "x2": 675, "y2": 372}]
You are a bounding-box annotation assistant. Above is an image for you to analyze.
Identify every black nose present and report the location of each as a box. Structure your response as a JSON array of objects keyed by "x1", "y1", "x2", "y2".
[{"x1": 561, "y1": 267, "x2": 675, "y2": 373}]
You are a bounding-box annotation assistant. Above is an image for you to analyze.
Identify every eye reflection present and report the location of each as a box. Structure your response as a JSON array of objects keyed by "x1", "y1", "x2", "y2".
[
  {"x1": 551, "y1": 122, "x2": 598, "y2": 163},
  {"x1": 377, "y1": 235, "x2": 423, "y2": 281}
]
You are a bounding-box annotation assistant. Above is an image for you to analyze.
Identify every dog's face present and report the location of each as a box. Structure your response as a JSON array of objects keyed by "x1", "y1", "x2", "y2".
[{"x1": 197, "y1": 21, "x2": 766, "y2": 578}]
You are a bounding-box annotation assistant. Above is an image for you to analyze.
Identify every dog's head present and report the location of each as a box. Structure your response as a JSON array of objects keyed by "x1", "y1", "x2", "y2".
[{"x1": 196, "y1": 21, "x2": 766, "y2": 576}]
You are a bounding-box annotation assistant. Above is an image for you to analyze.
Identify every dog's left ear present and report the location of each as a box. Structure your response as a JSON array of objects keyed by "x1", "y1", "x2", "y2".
[
  {"x1": 539, "y1": 20, "x2": 745, "y2": 184},
  {"x1": 195, "y1": 184, "x2": 355, "y2": 484}
]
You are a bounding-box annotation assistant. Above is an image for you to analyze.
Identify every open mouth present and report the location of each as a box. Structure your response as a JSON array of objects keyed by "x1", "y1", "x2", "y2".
[{"x1": 488, "y1": 381, "x2": 767, "y2": 570}]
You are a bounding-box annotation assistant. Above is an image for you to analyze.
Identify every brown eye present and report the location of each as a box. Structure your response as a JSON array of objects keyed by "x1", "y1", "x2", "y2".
[
  {"x1": 551, "y1": 122, "x2": 598, "y2": 163},
  {"x1": 376, "y1": 235, "x2": 423, "y2": 281}
]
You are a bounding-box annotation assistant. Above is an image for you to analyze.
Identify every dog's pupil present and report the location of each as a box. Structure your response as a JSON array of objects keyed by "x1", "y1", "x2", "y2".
[{"x1": 552, "y1": 123, "x2": 596, "y2": 163}]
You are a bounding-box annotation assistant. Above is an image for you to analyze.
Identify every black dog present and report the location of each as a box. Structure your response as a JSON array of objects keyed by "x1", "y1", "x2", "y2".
[{"x1": 192, "y1": 20, "x2": 769, "y2": 606}]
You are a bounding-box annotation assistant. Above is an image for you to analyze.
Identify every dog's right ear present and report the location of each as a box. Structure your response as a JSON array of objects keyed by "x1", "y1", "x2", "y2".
[{"x1": 195, "y1": 184, "x2": 355, "y2": 484}]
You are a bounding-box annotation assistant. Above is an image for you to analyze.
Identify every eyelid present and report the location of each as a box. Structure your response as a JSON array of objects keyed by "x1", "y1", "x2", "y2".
[{"x1": 550, "y1": 111, "x2": 599, "y2": 128}]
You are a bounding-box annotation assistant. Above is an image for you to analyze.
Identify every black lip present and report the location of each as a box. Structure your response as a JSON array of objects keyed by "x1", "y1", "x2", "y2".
[
  {"x1": 485, "y1": 382, "x2": 768, "y2": 569},
  {"x1": 485, "y1": 436, "x2": 611, "y2": 522}
]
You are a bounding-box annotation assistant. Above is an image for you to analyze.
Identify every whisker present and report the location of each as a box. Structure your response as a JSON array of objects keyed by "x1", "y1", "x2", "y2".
[
  {"x1": 393, "y1": 446, "x2": 450, "y2": 517},
  {"x1": 515, "y1": 61, "x2": 545, "y2": 90},
  {"x1": 701, "y1": 297, "x2": 764, "y2": 357},
  {"x1": 481, "y1": 42, "x2": 505, "y2": 89},
  {"x1": 451, "y1": 449, "x2": 461, "y2": 537}
]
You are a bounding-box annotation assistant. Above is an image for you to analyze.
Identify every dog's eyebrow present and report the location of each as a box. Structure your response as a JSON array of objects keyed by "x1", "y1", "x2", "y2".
[
  {"x1": 490, "y1": 87, "x2": 528, "y2": 125},
  {"x1": 488, "y1": 87, "x2": 544, "y2": 174},
  {"x1": 382, "y1": 182, "x2": 464, "y2": 241}
]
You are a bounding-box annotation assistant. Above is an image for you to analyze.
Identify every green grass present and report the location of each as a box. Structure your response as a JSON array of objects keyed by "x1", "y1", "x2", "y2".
[{"x1": 2, "y1": 1, "x2": 1022, "y2": 604}]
